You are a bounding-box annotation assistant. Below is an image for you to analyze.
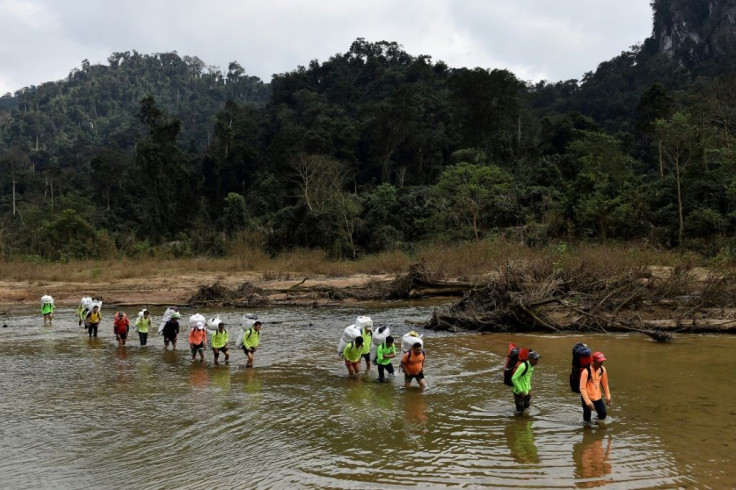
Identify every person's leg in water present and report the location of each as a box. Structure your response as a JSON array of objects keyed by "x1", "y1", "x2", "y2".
[
  {"x1": 514, "y1": 394, "x2": 531, "y2": 414},
  {"x1": 246, "y1": 348, "x2": 254, "y2": 367},
  {"x1": 592, "y1": 399, "x2": 607, "y2": 421},
  {"x1": 223, "y1": 346, "x2": 229, "y2": 364},
  {"x1": 345, "y1": 360, "x2": 358, "y2": 376},
  {"x1": 213, "y1": 347, "x2": 220, "y2": 365},
  {"x1": 581, "y1": 397, "x2": 592, "y2": 423}
]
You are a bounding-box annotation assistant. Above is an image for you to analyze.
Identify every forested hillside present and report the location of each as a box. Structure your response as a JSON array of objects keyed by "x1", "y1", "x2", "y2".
[{"x1": 2, "y1": 0, "x2": 736, "y2": 261}]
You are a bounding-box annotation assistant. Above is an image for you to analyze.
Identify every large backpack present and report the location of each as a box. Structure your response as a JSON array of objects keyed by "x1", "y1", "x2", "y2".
[
  {"x1": 503, "y1": 343, "x2": 530, "y2": 386},
  {"x1": 569, "y1": 343, "x2": 593, "y2": 393}
]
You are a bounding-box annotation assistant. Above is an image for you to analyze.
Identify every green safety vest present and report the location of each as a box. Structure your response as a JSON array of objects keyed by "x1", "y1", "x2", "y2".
[{"x1": 211, "y1": 329, "x2": 229, "y2": 349}]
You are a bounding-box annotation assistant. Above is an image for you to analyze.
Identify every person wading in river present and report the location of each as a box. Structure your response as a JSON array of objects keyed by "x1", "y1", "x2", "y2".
[
  {"x1": 241, "y1": 320, "x2": 261, "y2": 368},
  {"x1": 41, "y1": 299, "x2": 55, "y2": 325},
  {"x1": 135, "y1": 309, "x2": 152, "y2": 346},
  {"x1": 401, "y1": 342, "x2": 427, "y2": 390},
  {"x1": 211, "y1": 322, "x2": 229, "y2": 365},
  {"x1": 162, "y1": 313, "x2": 180, "y2": 350},
  {"x1": 114, "y1": 312, "x2": 130, "y2": 347},
  {"x1": 376, "y1": 335, "x2": 397, "y2": 382},
  {"x1": 189, "y1": 322, "x2": 207, "y2": 362},
  {"x1": 579, "y1": 351, "x2": 612, "y2": 424},
  {"x1": 86, "y1": 305, "x2": 101, "y2": 338},
  {"x1": 342, "y1": 336, "x2": 364, "y2": 377},
  {"x1": 360, "y1": 323, "x2": 373, "y2": 372},
  {"x1": 511, "y1": 350, "x2": 540, "y2": 415}
]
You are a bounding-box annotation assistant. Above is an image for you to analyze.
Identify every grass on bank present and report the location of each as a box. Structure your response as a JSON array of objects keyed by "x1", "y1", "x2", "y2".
[{"x1": 0, "y1": 240, "x2": 704, "y2": 284}]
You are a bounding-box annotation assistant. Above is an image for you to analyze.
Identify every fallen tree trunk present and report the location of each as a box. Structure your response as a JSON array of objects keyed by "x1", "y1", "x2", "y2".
[{"x1": 426, "y1": 261, "x2": 736, "y2": 341}]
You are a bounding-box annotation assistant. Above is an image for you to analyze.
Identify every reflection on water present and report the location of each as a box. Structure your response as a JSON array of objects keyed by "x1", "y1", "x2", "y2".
[
  {"x1": 402, "y1": 391, "x2": 428, "y2": 430},
  {"x1": 504, "y1": 417, "x2": 539, "y2": 465},
  {"x1": 0, "y1": 305, "x2": 731, "y2": 488},
  {"x1": 574, "y1": 427, "x2": 613, "y2": 488}
]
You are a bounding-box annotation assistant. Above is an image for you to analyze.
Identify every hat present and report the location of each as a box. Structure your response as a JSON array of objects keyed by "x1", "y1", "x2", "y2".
[
  {"x1": 528, "y1": 351, "x2": 540, "y2": 360},
  {"x1": 196, "y1": 321, "x2": 204, "y2": 329},
  {"x1": 592, "y1": 351, "x2": 606, "y2": 362}
]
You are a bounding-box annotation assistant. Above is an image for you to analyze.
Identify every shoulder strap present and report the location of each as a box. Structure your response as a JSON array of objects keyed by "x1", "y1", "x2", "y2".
[
  {"x1": 520, "y1": 361, "x2": 528, "y2": 376},
  {"x1": 246, "y1": 328, "x2": 253, "y2": 339}
]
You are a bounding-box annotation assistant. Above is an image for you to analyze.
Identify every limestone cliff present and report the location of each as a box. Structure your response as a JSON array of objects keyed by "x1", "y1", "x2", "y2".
[{"x1": 652, "y1": 0, "x2": 736, "y2": 70}]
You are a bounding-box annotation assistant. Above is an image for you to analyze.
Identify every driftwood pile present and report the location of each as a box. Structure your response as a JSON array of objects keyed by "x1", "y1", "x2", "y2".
[
  {"x1": 367, "y1": 262, "x2": 475, "y2": 299},
  {"x1": 427, "y1": 261, "x2": 736, "y2": 340}
]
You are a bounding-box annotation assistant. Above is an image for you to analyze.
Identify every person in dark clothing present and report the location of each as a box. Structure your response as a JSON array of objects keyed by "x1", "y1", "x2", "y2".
[{"x1": 162, "y1": 316, "x2": 180, "y2": 350}]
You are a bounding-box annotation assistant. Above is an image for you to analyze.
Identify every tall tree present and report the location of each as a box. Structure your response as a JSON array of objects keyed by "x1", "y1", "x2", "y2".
[{"x1": 655, "y1": 112, "x2": 699, "y2": 247}]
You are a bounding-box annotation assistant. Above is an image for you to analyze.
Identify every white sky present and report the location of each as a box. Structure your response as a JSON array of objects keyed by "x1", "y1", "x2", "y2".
[{"x1": 0, "y1": 0, "x2": 654, "y2": 96}]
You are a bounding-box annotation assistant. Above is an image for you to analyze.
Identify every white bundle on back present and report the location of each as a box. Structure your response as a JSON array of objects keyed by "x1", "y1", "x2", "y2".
[
  {"x1": 372, "y1": 325, "x2": 390, "y2": 346},
  {"x1": 341, "y1": 324, "x2": 361, "y2": 343},
  {"x1": 337, "y1": 324, "x2": 362, "y2": 357},
  {"x1": 80, "y1": 297, "x2": 94, "y2": 310},
  {"x1": 243, "y1": 313, "x2": 258, "y2": 329},
  {"x1": 355, "y1": 316, "x2": 373, "y2": 330},
  {"x1": 157, "y1": 307, "x2": 180, "y2": 335},
  {"x1": 41, "y1": 295, "x2": 54, "y2": 304},
  {"x1": 401, "y1": 331, "x2": 424, "y2": 353},
  {"x1": 237, "y1": 314, "x2": 259, "y2": 346},
  {"x1": 189, "y1": 313, "x2": 206, "y2": 330},
  {"x1": 369, "y1": 325, "x2": 391, "y2": 363}
]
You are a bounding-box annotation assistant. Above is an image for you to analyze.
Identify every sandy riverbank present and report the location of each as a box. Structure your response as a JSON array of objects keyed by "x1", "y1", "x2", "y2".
[{"x1": 0, "y1": 272, "x2": 397, "y2": 308}]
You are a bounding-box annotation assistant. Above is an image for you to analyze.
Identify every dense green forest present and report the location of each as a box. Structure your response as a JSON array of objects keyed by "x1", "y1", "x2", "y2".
[{"x1": 3, "y1": 0, "x2": 736, "y2": 261}]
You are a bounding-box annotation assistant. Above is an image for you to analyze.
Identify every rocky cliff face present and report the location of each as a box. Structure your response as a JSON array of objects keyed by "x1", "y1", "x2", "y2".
[{"x1": 653, "y1": 0, "x2": 736, "y2": 68}]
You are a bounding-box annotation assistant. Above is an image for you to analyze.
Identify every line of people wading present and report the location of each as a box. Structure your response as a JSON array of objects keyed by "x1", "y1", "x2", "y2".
[
  {"x1": 49, "y1": 297, "x2": 611, "y2": 423},
  {"x1": 74, "y1": 300, "x2": 264, "y2": 368}
]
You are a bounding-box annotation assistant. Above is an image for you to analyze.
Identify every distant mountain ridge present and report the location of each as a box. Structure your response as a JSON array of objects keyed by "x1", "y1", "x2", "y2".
[{"x1": 0, "y1": 51, "x2": 270, "y2": 153}]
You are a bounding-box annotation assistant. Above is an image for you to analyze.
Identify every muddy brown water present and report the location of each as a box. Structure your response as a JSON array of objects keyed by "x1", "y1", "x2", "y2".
[{"x1": 0, "y1": 303, "x2": 734, "y2": 489}]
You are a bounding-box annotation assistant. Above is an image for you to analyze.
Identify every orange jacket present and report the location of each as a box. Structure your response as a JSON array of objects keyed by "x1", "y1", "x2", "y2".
[
  {"x1": 188, "y1": 328, "x2": 207, "y2": 345},
  {"x1": 401, "y1": 350, "x2": 425, "y2": 375},
  {"x1": 580, "y1": 365, "x2": 610, "y2": 405}
]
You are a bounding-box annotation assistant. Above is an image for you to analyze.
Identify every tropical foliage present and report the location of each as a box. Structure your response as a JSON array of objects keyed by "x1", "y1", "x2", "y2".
[{"x1": 3, "y1": 1, "x2": 736, "y2": 261}]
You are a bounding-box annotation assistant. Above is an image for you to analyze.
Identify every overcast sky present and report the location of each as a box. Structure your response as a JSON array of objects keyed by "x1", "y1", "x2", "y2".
[{"x1": 0, "y1": 0, "x2": 654, "y2": 96}]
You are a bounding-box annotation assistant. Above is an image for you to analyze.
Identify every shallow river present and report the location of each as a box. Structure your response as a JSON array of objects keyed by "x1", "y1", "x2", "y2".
[{"x1": 0, "y1": 303, "x2": 734, "y2": 489}]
